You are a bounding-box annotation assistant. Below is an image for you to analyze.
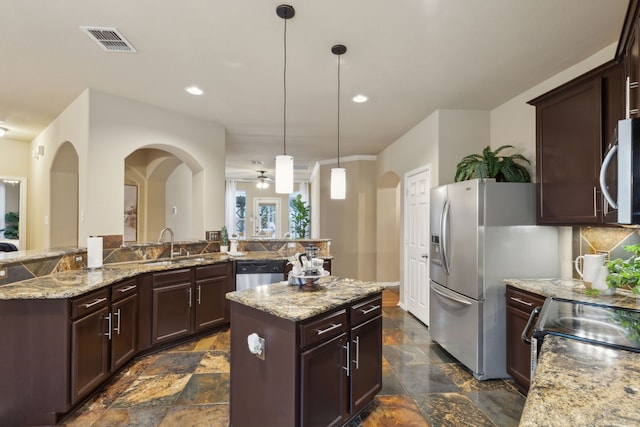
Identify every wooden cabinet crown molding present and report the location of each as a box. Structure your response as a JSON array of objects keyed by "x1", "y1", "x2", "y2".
[{"x1": 616, "y1": 0, "x2": 640, "y2": 60}]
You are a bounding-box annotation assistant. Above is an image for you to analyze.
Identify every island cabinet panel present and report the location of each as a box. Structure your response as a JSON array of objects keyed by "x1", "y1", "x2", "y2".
[
  {"x1": 300, "y1": 333, "x2": 349, "y2": 427},
  {"x1": 505, "y1": 286, "x2": 546, "y2": 394},
  {"x1": 230, "y1": 301, "x2": 298, "y2": 427},
  {"x1": 229, "y1": 290, "x2": 382, "y2": 427},
  {"x1": 110, "y1": 292, "x2": 138, "y2": 371}
]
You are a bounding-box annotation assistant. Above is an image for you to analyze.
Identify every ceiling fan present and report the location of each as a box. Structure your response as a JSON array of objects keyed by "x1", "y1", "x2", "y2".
[{"x1": 256, "y1": 170, "x2": 272, "y2": 189}]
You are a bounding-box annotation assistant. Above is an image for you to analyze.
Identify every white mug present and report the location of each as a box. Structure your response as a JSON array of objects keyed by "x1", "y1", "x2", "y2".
[
  {"x1": 574, "y1": 254, "x2": 606, "y2": 283},
  {"x1": 591, "y1": 265, "x2": 610, "y2": 292}
]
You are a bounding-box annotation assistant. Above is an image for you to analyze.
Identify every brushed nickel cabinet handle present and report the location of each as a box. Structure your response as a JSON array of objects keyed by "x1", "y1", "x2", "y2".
[
  {"x1": 360, "y1": 305, "x2": 380, "y2": 315},
  {"x1": 83, "y1": 297, "x2": 107, "y2": 308},
  {"x1": 316, "y1": 323, "x2": 342, "y2": 335},
  {"x1": 510, "y1": 296, "x2": 534, "y2": 307}
]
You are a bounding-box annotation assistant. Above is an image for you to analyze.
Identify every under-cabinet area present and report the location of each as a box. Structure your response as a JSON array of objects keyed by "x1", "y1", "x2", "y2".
[
  {"x1": 0, "y1": 260, "x2": 234, "y2": 426},
  {"x1": 227, "y1": 279, "x2": 383, "y2": 427}
]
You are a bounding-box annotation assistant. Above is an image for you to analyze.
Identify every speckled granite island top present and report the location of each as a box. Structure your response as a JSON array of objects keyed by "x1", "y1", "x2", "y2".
[
  {"x1": 519, "y1": 335, "x2": 640, "y2": 426},
  {"x1": 226, "y1": 276, "x2": 384, "y2": 321}
]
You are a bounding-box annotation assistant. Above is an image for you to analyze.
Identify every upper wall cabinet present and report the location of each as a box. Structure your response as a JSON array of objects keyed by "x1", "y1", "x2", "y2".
[
  {"x1": 529, "y1": 61, "x2": 624, "y2": 225},
  {"x1": 618, "y1": 0, "x2": 640, "y2": 119}
]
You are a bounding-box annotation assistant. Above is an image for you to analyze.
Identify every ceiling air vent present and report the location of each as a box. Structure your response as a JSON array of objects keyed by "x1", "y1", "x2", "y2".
[{"x1": 80, "y1": 26, "x2": 137, "y2": 53}]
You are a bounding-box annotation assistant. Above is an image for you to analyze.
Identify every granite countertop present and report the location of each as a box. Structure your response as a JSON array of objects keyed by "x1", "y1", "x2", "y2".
[
  {"x1": 226, "y1": 276, "x2": 384, "y2": 321},
  {"x1": 519, "y1": 335, "x2": 640, "y2": 426},
  {"x1": 504, "y1": 278, "x2": 640, "y2": 426},
  {"x1": 504, "y1": 278, "x2": 640, "y2": 310},
  {"x1": 0, "y1": 254, "x2": 230, "y2": 300}
]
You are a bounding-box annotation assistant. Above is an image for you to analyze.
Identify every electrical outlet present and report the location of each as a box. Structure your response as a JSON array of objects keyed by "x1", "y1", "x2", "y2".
[
  {"x1": 288, "y1": 242, "x2": 296, "y2": 248},
  {"x1": 0, "y1": 268, "x2": 6, "y2": 277},
  {"x1": 75, "y1": 255, "x2": 83, "y2": 262}
]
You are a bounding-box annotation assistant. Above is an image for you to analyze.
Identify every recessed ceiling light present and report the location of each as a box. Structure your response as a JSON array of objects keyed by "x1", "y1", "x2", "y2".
[
  {"x1": 0, "y1": 127, "x2": 7, "y2": 137},
  {"x1": 352, "y1": 94, "x2": 368, "y2": 103},
  {"x1": 185, "y1": 86, "x2": 204, "y2": 96}
]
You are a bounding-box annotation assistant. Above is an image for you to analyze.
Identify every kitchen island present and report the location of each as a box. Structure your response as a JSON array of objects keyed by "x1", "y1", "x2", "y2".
[
  {"x1": 226, "y1": 276, "x2": 384, "y2": 427},
  {"x1": 504, "y1": 278, "x2": 640, "y2": 426}
]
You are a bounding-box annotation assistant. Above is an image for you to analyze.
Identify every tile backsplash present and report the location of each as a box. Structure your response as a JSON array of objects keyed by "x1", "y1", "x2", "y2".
[{"x1": 573, "y1": 226, "x2": 640, "y2": 278}]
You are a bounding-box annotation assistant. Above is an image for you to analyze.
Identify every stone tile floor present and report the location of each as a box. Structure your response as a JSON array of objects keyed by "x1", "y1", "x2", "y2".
[{"x1": 60, "y1": 305, "x2": 525, "y2": 426}]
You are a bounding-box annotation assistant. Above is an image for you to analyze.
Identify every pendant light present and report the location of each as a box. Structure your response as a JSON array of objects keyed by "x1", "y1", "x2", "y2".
[
  {"x1": 275, "y1": 4, "x2": 295, "y2": 194},
  {"x1": 331, "y1": 44, "x2": 347, "y2": 199}
]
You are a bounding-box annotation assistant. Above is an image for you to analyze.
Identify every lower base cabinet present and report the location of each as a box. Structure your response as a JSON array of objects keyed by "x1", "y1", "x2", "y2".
[
  {"x1": 0, "y1": 261, "x2": 233, "y2": 426},
  {"x1": 506, "y1": 285, "x2": 546, "y2": 394},
  {"x1": 230, "y1": 292, "x2": 382, "y2": 427}
]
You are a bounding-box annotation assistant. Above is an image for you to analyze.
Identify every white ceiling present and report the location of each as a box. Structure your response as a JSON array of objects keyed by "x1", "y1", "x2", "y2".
[{"x1": 0, "y1": 0, "x2": 629, "y2": 180}]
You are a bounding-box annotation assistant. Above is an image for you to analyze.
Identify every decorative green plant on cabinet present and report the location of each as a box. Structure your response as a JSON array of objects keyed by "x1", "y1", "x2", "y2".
[{"x1": 455, "y1": 145, "x2": 531, "y2": 183}]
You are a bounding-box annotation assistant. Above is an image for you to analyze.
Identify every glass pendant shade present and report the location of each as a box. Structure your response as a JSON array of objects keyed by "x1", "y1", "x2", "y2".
[
  {"x1": 275, "y1": 154, "x2": 294, "y2": 194},
  {"x1": 331, "y1": 167, "x2": 346, "y2": 199}
]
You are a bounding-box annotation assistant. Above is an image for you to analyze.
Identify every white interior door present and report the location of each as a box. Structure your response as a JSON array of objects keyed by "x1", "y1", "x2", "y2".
[
  {"x1": 253, "y1": 198, "x2": 281, "y2": 238},
  {"x1": 404, "y1": 167, "x2": 430, "y2": 325}
]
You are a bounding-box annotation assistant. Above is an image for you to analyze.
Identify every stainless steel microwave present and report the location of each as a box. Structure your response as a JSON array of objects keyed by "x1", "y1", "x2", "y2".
[{"x1": 600, "y1": 118, "x2": 640, "y2": 224}]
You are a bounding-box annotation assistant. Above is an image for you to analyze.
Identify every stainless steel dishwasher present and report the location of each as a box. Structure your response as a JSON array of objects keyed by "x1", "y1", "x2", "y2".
[{"x1": 235, "y1": 260, "x2": 285, "y2": 291}]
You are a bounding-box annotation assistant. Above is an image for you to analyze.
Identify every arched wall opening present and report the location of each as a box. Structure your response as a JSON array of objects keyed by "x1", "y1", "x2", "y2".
[
  {"x1": 125, "y1": 147, "x2": 201, "y2": 242},
  {"x1": 50, "y1": 142, "x2": 79, "y2": 247}
]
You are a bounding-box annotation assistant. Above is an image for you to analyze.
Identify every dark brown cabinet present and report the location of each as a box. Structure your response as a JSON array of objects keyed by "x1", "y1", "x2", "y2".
[
  {"x1": 70, "y1": 288, "x2": 110, "y2": 404},
  {"x1": 529, "y1": 60, "x2": 624, "y2": 225},
  {"x1": 195, "y1": 263, "x2": 233, "y2": 331},
  {"x1": 505, "y1": 285, "x2": 546, "y2": 394},
  {"x1": 151, "y1": 263, "x2": 234, "y2": 344},
  {"x1": 152, "y1": 268, "x2": 194, "y2": 344},
  {"x1": 70, "y1": 279, "x2": 139, "y2": 404},
  {"x1": 230, "y1": 291, "x2": 381, "y2": 427}
]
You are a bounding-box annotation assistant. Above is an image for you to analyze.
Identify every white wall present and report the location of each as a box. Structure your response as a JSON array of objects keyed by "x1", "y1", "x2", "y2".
[
  {"x1": 29, "y1": 89, "x2": 226, "y2": 249},
  {"x1": 165, "y1": 163, "x2": 193, "y2": 240}
]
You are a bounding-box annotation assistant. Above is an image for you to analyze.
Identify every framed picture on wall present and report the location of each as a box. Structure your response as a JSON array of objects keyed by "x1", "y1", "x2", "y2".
[{"x1": 124, "y1": 185, "x2": 138, "y2": 242}]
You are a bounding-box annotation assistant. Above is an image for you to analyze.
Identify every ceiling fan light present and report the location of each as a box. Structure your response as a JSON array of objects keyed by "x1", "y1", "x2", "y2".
[
  {"x1": 275, "y1": 154, "x2": 294, "y2": 194},
  {"x1": 331, "y1": 167, "x2": 346, "y2": 199}
]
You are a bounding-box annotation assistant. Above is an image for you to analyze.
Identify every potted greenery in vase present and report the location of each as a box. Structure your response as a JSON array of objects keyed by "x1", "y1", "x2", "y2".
[
  {"x1": 290, "y1": 194, "x2": 310, "y2": 238},
  {"x1": 606, "y1": 244, "x2": 640, "y2": 294},
  {"x1": 455, "y1": 145, "x2": 531, "y2": 182},
  {"x1": 220, "y1": 226, "x2": 229, "y2": 253}
]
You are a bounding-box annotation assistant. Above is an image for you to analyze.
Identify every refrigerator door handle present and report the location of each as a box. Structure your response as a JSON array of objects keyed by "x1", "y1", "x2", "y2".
[
  {"x1": 441, "y1": 200, "x2": 451, "y2": 275},
  {"x1": 599, "y1": 144, "x2": 618, "y2": 209},
  {"x1": 431, "y1": 284, "x2": 471, "y2": 306}
]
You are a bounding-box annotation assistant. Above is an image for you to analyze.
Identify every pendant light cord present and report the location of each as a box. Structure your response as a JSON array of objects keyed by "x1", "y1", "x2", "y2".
[
  {"x1": 283, "y1": 17, "x2": 288, "y2": 156},
  {"x1": 337, "y1": 53, "x2": 341, "y2": 168}
]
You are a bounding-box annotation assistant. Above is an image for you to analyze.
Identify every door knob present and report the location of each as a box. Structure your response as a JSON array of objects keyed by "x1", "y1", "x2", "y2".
[{"x1": 421, "y1": 253, "x2": 429, "y2": 259}]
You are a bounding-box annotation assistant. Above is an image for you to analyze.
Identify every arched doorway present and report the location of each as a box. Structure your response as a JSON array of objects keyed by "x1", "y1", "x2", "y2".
[
  {"x1": 50, "y1": 142, "x2": 79, "y2": 248},
  {"x1": 125, "y1": 148, "x2": 198, "y2": 243}
]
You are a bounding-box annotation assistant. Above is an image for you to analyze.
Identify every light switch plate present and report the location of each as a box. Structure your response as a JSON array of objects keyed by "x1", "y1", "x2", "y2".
[{"x1": 0, "y1": 268, "x2": 6, "y2": 277}]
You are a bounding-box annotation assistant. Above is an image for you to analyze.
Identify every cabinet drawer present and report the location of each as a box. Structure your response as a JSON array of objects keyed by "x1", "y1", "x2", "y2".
[
  {"x1": 506, "y1": 286, "x2": 546, "y2": 314},
  {"x1": 71, "y1": 288, "x2": 109, "y2": 319},
  {"x1": 111, "y1": 278, "x2": 138, "y2": 302},
  {"x1": 351, "y1": 294, "x2": 382, "y2": 326},
  {"x1": 152, "y1": 268, "x2": 192, "y2": 287},
  {"x1": 195, "y1": 263, "x2": 228, "y2": 280},
  {"x1": 299, "y1": 309, "x2": 347, "y2": 349}
]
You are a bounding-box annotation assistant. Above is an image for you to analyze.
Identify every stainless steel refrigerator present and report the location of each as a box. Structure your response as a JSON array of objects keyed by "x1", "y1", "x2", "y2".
[{"x1": 429, "y1": 178, "x2": 558, "y2": 380}]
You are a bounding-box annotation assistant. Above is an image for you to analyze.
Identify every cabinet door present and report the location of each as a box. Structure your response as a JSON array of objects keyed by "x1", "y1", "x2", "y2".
[
  {"x1": 350, "y1": 316, "x2": 382, "y2": 415},
  {"x1": 111, "y1": 293, "x2": 138, "y2": 371},
  {"x1": 71, "y1": 306, "x2": 110, "y2": 403},
  {"x1": 300, "y1": 333, "x2": 349, "y2": 427},
  {"x1": 535, "y1": 77, "x2": 603, "y2": 224},
  {"x1": 195, "y1": 276, "x2": 227, "y2": 331},
  {"x1": 152, "y1": 282, "x2": 194, "y2": 344},
  {"x1": 505, "y1": 287, "x2": 546, "y2": 394}
]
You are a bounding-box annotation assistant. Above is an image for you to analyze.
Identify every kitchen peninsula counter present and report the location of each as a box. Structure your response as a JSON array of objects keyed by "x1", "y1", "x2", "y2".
[{"x1": 504, "y1": 278, "x2": 640, "y2": 426}]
